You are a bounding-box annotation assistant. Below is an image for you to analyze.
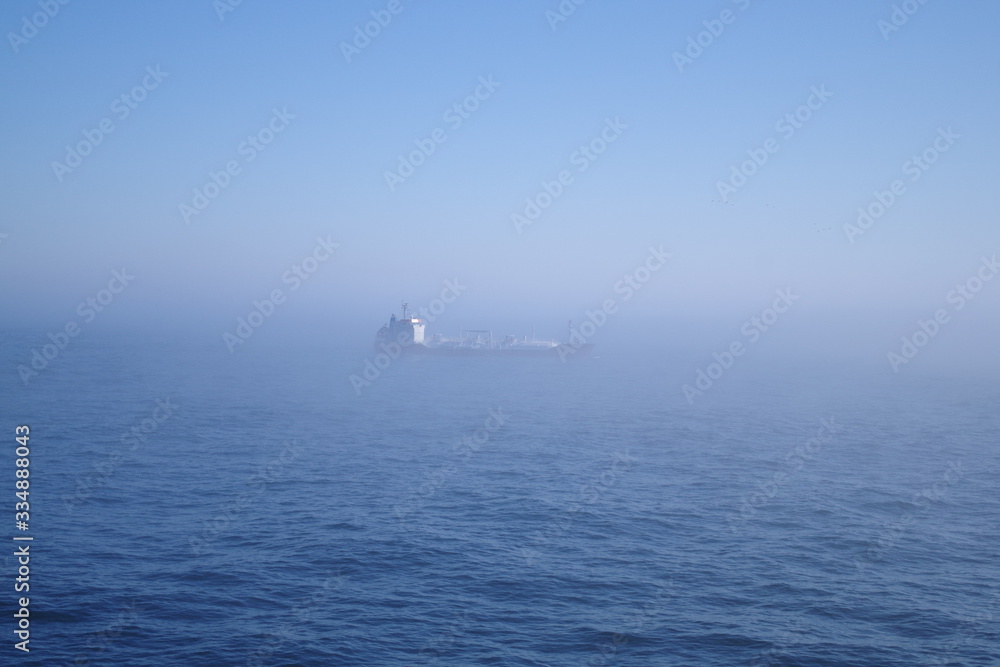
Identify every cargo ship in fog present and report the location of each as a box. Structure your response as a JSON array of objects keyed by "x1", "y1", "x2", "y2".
[{"x1": 375, "y1": 303, "x2": 594, "y2": 358}]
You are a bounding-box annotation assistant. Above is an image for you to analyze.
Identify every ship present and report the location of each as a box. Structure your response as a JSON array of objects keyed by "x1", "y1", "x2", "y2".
[{"x1": 374, "y1": 303, "x2": 594, "y2": 359}]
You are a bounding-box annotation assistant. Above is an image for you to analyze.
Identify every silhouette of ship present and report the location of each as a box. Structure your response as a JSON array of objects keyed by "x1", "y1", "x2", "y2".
[{"x1": 375, "y1": 303, "x2": 594, "y2": 359}]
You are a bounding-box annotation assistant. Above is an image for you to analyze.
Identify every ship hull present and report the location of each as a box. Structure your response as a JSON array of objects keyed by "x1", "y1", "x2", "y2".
[{"x1": 374, "y1": 343, "x2": 595, "y2": 359}]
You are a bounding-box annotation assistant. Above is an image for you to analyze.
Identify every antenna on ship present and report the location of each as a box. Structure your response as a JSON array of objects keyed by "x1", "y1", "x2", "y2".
[{"x1": 401, "y1": 301, "x2": 409, "y2": 319}]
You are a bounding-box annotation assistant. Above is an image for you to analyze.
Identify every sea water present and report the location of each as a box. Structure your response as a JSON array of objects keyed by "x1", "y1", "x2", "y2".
[{"x1": 1, "y1": 329, "x2": 997, "y2": 666}]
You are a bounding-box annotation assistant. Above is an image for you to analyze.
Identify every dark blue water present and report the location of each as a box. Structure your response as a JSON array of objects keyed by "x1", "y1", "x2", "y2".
[{"x1": 3, "y1": 330, "x2": 998, "y2": 666}]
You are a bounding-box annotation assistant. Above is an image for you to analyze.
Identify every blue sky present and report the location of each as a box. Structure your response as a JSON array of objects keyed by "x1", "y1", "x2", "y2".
[{"x1": 2, "y1": 0, "x2": 999, "y2": 368}]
